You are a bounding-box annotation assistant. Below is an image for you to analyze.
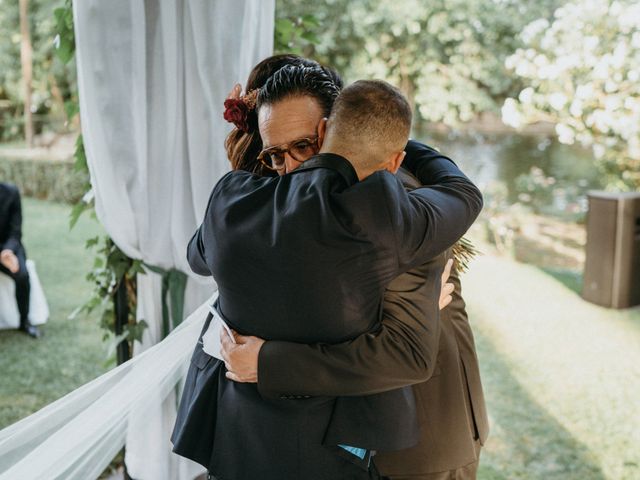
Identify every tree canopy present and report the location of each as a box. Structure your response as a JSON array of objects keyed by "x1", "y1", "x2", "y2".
[
  {"x1": 502, "y1": 0, "x2": 640, "y2": 190},
  {"x1": 279, "y1": 0, "x2": 560, "y2": 126}
]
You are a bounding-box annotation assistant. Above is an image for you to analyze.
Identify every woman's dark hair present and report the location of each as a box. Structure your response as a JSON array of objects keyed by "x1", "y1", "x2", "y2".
[{"x1": 225, "y1": 54, "x2": 342, "y2": 175}]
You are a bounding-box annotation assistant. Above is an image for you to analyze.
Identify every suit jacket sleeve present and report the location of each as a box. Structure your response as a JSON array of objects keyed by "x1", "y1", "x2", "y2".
[
  {"x1": 257, "y1": 254, "x2": 445, "y2": 398},
  {"x1": 383, "y1": 144, "x2": 483, "y2": 271},
  {"x1": 186, "y1": 177, "x2": 225, "y2": 277},
  {"x1": 2, "y1": 187, "x2": 23, "y2": 254},
  {"x1": 401, "y1": 139, "x2": 458, "y2": 185},
  {"x1": 186, "y1": 227, "x2": 210, "y2": 276}
]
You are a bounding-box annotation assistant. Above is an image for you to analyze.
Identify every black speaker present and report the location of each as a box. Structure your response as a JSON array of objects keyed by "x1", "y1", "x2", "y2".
[{"x1": 583, "y1": 192, "x2": 640, "y2": 308}]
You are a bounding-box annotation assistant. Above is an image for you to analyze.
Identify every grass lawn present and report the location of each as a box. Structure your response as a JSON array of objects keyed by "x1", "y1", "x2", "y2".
[
  {"x1": 465, "y1": 250, "x2": 640, "y2": 480},
  {"x1": 0, "y1": 197, "x2": 109, "y2": 428}
]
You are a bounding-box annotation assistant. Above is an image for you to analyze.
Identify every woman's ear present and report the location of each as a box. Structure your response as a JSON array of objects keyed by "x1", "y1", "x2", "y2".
[
  {"x1": 385, "y1": 150, "x2": 406, "y2": 174},
  {"x1": 317, "y1": 118, "x2": 328, "y2": 148}
]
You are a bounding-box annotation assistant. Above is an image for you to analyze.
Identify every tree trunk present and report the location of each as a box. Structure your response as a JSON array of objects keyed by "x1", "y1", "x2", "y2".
[{"x1": 19, "y1": 0, "x2": 34, "y2": 148}]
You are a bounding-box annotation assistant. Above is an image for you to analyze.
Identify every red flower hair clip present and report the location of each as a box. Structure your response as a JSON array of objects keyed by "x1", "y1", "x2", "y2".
[{"x1": 223, "y1": 89, "x2": 258, "y2": 133}]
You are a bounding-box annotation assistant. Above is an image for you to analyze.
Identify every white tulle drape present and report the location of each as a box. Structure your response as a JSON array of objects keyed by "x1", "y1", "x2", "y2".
[
  {"x1": 0, "y1": 0, "x2": 273, "y2": 479},
  {"x1": 0, "y1": 296, "x2": 215, "y2": 480}
]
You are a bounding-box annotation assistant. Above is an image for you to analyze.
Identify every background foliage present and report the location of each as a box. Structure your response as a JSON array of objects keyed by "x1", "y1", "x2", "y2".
[
  {"x1": 502, "y1": 0, "x2": 640, "y2": 190},
  {"x1": 277, "y1": 0, "x2": 561, "y2": 126},
  {"x1": 0, "y1": 0, "x2": 76, "y2": 141}
]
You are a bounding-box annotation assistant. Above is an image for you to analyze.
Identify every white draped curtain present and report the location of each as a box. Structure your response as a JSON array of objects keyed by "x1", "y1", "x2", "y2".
[
  {"x1": 0, "y1": 298, "x2": 216, "y2": 480},
  {"x1": 76, "y1": 1, "x2": 274, "y2": 478},
  {"x1": 0, "y1": 1, "x2": 274, "y2": 479}
]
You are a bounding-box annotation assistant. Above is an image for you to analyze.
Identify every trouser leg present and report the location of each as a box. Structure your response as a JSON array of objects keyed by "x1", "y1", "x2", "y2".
[{"x1": 385, "y1": 439, "x2": 482, "y2": 480}]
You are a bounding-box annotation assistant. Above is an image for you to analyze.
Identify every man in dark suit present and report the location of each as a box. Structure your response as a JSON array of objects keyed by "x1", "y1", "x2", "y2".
[
  {"x1": 218, "y1": 61, "x2": 489, "y2": 477},
  {"x1": 0, "y1": 182, "x2": 39, "y2": 338},
  {"x1": 224, "y1": 169, "x2": 489, "y2": 480},
  {"x1": 243, "y1": 169, "x2": 490, "y2": 479},
  {"x1": 172, "y1": 80, "x2": 482, "y2": 479}
]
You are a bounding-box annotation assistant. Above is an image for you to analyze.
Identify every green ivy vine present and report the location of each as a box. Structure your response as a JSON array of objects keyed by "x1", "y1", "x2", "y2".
[{"x1": 54, "y1": 0, "x2": 146, "y2": 366}]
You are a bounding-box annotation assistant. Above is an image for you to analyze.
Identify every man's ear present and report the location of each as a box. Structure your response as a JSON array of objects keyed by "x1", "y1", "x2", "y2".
[
  {"x1": 317, "y1": 118, "x2": 328, "y2": 148},
  {"x1": 385, "y1": 150, "x2": 406, "y2": 174}
]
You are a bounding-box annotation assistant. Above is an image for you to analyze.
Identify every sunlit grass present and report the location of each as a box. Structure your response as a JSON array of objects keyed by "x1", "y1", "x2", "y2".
[{"x1": 465, "y1": 250, "x2": 640, "y2": 480}]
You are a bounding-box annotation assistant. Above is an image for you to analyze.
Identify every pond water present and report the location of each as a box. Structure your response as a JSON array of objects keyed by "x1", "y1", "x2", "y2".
[{"x1": 415, "y1": 130, "x2": 603, "y2": 220}]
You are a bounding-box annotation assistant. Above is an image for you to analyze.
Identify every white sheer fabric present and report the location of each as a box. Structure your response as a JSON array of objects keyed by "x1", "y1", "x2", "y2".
[
  {"x1": 73, "y1": 1, "x2": 274, "y2": 478},
  {"x1": 0, "y1": 260, "x2": 49, "y2": 328},
  {"x1": 0, "y1": 296, "x2": 214, "y2": 480},
  {"x1": 0, "y1": 1, "x2": 273, "y2": 479}
]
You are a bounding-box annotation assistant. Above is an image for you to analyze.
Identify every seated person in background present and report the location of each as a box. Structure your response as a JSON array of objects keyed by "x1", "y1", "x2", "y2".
[{"x1": 0, "y1": 182, "x2": 39, "y2": 338}]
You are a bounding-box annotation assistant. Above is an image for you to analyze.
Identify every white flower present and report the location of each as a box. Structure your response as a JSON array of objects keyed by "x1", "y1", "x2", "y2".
[
  {"x1": 518, "y1": 87, "x2": 535, "y2": 104},
  {"x1": 604, "y1": 96, "x2": 622, "y2": 111},
  {"x1": 576, "y1": 84, "x2": 594, "y2": 100},
  {"x1": 556, "y1": 123, "x2": 575, "y2": 144},
  {"x1": 549, "y1": 92, "x2": 568, "y2": 110},
  {"x1": 583, "y1": 36, "x2": 599, "y2": 52},
  {"x1": 570, "y1": 99, "x2": 583, "y2": 117},
  {"x1": 521, "y1": 18, "x2": 549, "y2": 44},
  {"x1": 501, "y1": 98, "x2": 524, "y2": 128},
  {"x1": 628, "y1": 137, "x2": 640, "y2": 160},
  {"x1": 593, "y1": 143, "x2": 606, "y2": 159}
]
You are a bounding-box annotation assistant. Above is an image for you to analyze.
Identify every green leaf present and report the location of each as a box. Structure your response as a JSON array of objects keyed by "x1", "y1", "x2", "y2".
[
  {"x1": 102, "y1": 356, "x2": 117, "y2": 369},
  {"x1": 55, "y1": 37, "x2": 75, "y2": 65},
  {"x1": 275, "y1": 18, "x2": 294, "y2": 37},
  {"x1": 73, "y1": 135, "x2": 88, "y2": 173},
  {"x1": 301, "y1": 31, "x2": 321, "y2": 44},
  {"x1": 64, "y1": 100, "x2": 79, "y2": 121},
  {"x1": 129, "y1": 319, "x2": 149, "y2": 342},
  {"x1": 301, "y1": 14, "x2": 320, "y2": 27},
  {"x1": 143, "y1": 263, "x2": 166, "y2": 275},
  {"x1": 129, "y1": 260, "x2": 147, "y2": 276},
  {"x1": 69, "y1": 201, "x2": 89, "y2": 229},
  {"x1": 85, "y1": 236, "x2": 100, "y2": 248},
  {"x1": 168, "y1": 270, "x2": 188, "y2": 330}
]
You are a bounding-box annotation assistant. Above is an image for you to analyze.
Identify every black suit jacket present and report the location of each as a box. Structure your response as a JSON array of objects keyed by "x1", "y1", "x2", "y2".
[
  {"x1": 171, "y1": 142, "x2": 483, "y2": 479},
  {"x1": 0, "y1": 183, "x2": 24, "y2": 255},
  {"x1": 258, "y1": 169, "x2": 490, "y2": 476}
]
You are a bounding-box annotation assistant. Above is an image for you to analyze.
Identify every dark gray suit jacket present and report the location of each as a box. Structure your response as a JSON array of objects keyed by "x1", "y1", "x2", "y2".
[{"x1": 171, "y1": 142, "x2": 483, "y2": 479}]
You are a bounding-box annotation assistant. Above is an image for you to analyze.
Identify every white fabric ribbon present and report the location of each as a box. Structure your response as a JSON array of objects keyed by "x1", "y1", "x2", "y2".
[
  {"x1": 202, "y1": 304, "x2": 235, "y2": 360},
  {"x1": 0, "y1": 296, "x2": 215, "y2": 480}
]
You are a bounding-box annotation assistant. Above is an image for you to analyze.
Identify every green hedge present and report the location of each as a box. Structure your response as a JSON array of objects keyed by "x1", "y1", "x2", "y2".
[{"x1": 0, "y1": 157, "x2": 86, "y2": 204}]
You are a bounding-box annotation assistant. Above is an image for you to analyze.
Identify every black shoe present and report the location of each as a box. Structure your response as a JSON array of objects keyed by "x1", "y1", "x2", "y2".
[{"x1": 19, "y1": 322, "x2": 41, "y2": 339}]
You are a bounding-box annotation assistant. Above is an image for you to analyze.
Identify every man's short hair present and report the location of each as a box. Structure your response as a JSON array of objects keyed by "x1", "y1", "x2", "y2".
[{"x1": 327, "y1": 80, "x2": 412, "y2": 166}]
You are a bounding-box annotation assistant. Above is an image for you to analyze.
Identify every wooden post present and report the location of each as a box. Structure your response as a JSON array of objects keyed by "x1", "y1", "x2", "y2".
[
  {"x1": 113, "y1": 279, "x2": 132, "y2": 365},
  {"x1": 19, "y1": 0, "x2": 34, "y2": 148},
  {"x1": 113, "y1": 279, "x2": 132, "y2": 479}
]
